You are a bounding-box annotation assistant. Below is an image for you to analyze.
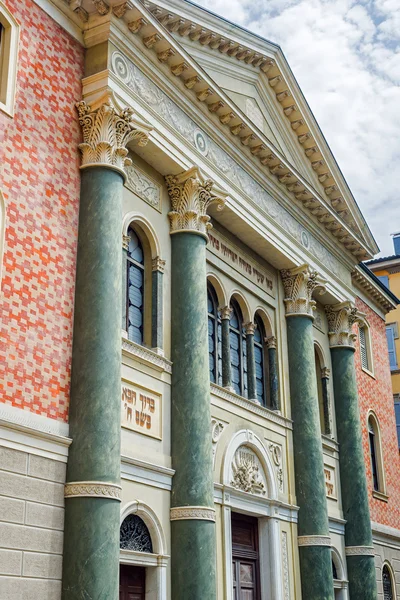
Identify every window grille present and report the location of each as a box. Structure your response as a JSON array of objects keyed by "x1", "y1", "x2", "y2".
[{"x1": 120, "y1": 515, "x2": 153, "y2": 553}]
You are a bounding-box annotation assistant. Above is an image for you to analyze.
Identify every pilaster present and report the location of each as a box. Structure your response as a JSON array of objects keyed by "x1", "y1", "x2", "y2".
[{"x1": 151, "y1": 256, "x2": 165, "y2": 352}]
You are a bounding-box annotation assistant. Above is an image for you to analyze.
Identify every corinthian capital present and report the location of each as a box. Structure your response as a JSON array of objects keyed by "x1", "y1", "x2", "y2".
[
  {"x1": 75, "y1": 94, "x2": 151, "y2": 178},
  {"x1": 325, "y1": 301, "x2": 364, "y2": 348},
  {"x1": 165, "y1": 167, "x2": 227, "y2": 239},
  {"x1": 280, "y1": 265, "x2": 326, "y2": 318}
]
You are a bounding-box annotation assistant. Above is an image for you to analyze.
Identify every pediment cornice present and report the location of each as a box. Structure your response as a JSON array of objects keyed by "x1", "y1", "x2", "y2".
[{"x1": 65, "y1": 0, "x2": 375, "y2": 260}]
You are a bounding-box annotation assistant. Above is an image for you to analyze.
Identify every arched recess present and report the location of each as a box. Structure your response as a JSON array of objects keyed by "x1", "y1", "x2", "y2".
[
  {"x1": 382, "y1": 561, "x2": 396, "y2": 600},
  {"x1": 254, "y1": 307, "x2": 274, "y2": 339},
  {"x1": 367, "y1": 410, "x2": 386, "y2": 495},
  {"x1": 120, "y1": 500, "x2": 167, "y2": 556},
  {"x1": 222, "y1": 429, "x2": 278, "y2": 501},
  {"x1": 331, "y1": 547, "x2": 348, "y2": 599},
  {"x1": 123, "y1": 211, "x2": 161, "y2": 259},
  {"x1": 228, "y1": 290, "x2": 251, "y2": 324},
  {"x1": 0, "y1": 190, "x2": 5, "y2": 283},
  {"x1": 206, "y1": 271, "x2": 227, "y2": 308}
]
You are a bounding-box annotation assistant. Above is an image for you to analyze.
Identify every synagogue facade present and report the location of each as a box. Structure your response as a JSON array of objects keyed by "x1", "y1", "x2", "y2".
[{"x1": 1, "y1": 1, "x2": 400, "y2": 599}]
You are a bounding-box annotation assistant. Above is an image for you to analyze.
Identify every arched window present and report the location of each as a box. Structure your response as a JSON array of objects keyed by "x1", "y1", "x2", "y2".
[
  {"x1": 120, "y1": 514, "x2": 153, "y2": 553},
  {"x1": 254, "y1": 314, "x2": 266, "y2": 406},
  {"x1": 383, "y1": 564, "x2": 395, "y2": 600},
  {"x1": 126, "y1": 226, "x2": 145, "y2": 344},
  {"x1": 229, "y1": 300, "x2": 247, "y2": 397},
  {"x1": 207, "y1": 284, "x2": 222, "y2": 385},
  {"x1": 0, "y1": 4, "x2": 19, "y2": 117},
  {"x1": 368, "y1": 416, "x2": 380, "y2": 492}
]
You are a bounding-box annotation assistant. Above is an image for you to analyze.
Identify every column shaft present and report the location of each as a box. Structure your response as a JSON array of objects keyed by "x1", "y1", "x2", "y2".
[
  {"x1": 221, "y1": 316, "x2": 232, "y2": 389},
  {"x1": 246, "y1": 331, "x2": 257, "y2": 400},
  {"x1": 62, "y1": 167, "x2": 123, "y2": 600},
  {"x1": 151, "y1": 266, "x2": 164, "y2": 350},
  {"x1": 286, "y1": 315, "x2": 334, "y2": 600},
  {"x1": 268, "y1": 346, "x2": 280, "y2": 410},
  {"x1": 170, "y1": 232, "x2": 216, "y2": 600},
  {"x1": 330, "y1": 347, "x2": 377, "y2": 600}
]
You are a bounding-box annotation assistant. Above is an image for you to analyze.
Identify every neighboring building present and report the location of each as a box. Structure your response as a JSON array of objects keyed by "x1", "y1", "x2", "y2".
[
  {"x1": 0, "y1": 1, "x2": 400, "y2": 599},
  {"x1": 367, "y1": 236, "x2": 400, "y2": 449}
]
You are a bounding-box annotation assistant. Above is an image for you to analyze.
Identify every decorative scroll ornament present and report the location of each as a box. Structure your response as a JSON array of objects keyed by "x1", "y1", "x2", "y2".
[
  {"x1": 170, "y1": 506, "x2": 216, "y2": 522},
  {"x1": 64, "y1": 481, "x2": 122, "y2": 500},
  {"x1": 269, "y1": 442, "x2": 284, "y2": 492},
  {"x1": 75, "y1": 94, "x2": 151, "y2": 178},
  {"x1": 231, "y1": 446, "x2": 266, "y2": 495},
  {"x1": 165, "y1": 167, "x2": 227, "y2": 239},
  {"x1": 120, "y1": 514, "x2": 153, "y2": 553},
  {"x1": 211, "y1": 418, "x2": 226, "y2": 466},
  {"x1": 280, "y1": 265, "x2": 326, "y2": 317},
  {"x1": 325, "y1": 301, "x2": 365, "y2": 348}
]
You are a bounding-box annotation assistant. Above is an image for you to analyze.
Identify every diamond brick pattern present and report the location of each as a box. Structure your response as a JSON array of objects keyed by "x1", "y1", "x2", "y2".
[
  {"x1": 0, "y1": 0, "x2": 84, "y2": 422},
  {"x1": 355, "y1": 297, "x2": 400, "y2": 528}
]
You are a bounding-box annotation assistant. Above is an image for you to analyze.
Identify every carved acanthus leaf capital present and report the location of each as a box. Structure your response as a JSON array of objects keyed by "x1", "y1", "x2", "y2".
[
  {"x1": 122, "y1": 234, "x2": 130, "y2": 251},
  {"x1": 280, "y1": 265, "x2": 326, "y2": 318},
  {"x1": 325, "y1": 301, "x2": 365, "y2": 348},
  {"x1": 76, "y1": 93, "x2": 151, "y2": 178},
  {"x1": 265, "y1": 336, "x2": 276, "y2": 349},
  {"x1": 165, "y1": 167, "x2": 227, "y2": 239},
  {"x1": 244, "y1": 322, "x2": 256, "y2": 335},
  {"x1": 152, "y1": 256, "x2": 166, "y2": 273},
  {"x1": 220, "y1": 305, "x2": 232, "y2": 320}
]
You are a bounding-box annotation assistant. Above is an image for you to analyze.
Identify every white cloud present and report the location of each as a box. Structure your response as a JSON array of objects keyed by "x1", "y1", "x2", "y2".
[{"x1": 195, "y1": 0, "x2": 400, "y2": 257}]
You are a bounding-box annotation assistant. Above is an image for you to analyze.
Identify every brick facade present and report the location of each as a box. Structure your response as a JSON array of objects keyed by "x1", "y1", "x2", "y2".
[
  {"x1": 0, "y1": 0, "x2": 84, "y2": 422},
  {"x1": 355, "y1": 296, "x2": 400, "y2": 529}
]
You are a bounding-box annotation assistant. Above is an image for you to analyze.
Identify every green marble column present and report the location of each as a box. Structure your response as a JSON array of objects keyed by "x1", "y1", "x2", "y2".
[
  {"x1": 266, "y1": 336, "x2": 280, "y2": 410},
  {"x1": 245, "y1": 322, "x2": 257, "y2": 401},
  {"x1": 151, "y1": 257, "x2": 165, "y2": 351},
  {"x1": 62, "y1": 99, "x2": 149, "y2": 600},
  {"x1": 281, "y1": 266, "x2": 334, "y2": 600},
  {"x1": 326, "y1": 303, "x2": 377, "y2": 600},
  {"x1": 166, "y1": 168, "x2": 227, "y2": 600},
  {"x1": 220, "y1": 306, "x2": 232, "y2": 389}
]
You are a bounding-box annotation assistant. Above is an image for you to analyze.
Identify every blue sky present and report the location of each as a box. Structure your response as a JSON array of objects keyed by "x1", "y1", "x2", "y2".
[{"x1": 195, "y1": 0, "x2": 400, "y2": 257}]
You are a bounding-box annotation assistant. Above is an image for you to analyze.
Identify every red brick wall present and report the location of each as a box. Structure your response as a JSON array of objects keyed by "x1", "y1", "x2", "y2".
[
  {"x1": 355, "y1": 297, "x2": 400, "y2": 528},
  {"x1": 0, "y1": 0, "x2": 84, "y2": 422}
]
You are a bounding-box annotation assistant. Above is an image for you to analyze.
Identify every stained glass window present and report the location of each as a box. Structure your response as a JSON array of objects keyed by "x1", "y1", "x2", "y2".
[
  {"x1": 120, "y1": 515, "x2": 153, "y2": 553},
  {"x1": 207, "y1": 285, "x2": 222, "y2": 385},
  {"x1": 127, "y1": 228, "x2": 145, "y2": 345}
]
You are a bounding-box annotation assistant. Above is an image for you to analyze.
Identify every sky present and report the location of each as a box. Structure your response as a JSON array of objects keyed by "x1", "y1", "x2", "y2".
[{"x1": 194, "y1": 0, "x2": 400, "y2": 258}]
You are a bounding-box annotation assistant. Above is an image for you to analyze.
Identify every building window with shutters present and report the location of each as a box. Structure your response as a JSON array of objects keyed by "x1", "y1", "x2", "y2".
[
  {"x1": 382, "y1": 564, "x2": 395, "y2": 600},
  {"x1": 207, "y1": 283, "x2": 222, "y2": 385},
  {"x1": 386, "y1": 324, "x2": 398, "y2": 371},
  {"x1": 359, "y1": 323, "x2": 373, "y2": 375},
  {"x1": 368, "y1": 413, "x2": 387, "y2": 499}
]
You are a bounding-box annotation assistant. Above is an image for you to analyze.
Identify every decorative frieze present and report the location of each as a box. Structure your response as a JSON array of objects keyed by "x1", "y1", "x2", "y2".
[
  {"x1": 281, "y1": 265, "x2": 326, "y2": 317},
  {"x1": 325, "y1": 301, "x2": 364, "y2": 348},
  {"x1": 345, "y1": 546, "x2": 375, "y2": 557},
  {"x1": 165, "y1": 167, "x2": 227, "y2": 238},
  {"x1": 64, "y1": 481, "x2": 122, "y2": 500},
  {"x1": 297, "y1": 535, "x2": 331, "y2": 547},
  {"x1": 125, "y1": 164, "x2": 161, "y2": 211},
  {"x1": 170, "y1": 506, "x2": 216, "y2": 522},
  {"x1": 75, "y1": 95, "x2": 150, "y2": 177},
  {"x1": 231, "y1": 446, "x2": 266, "y2": 495}
]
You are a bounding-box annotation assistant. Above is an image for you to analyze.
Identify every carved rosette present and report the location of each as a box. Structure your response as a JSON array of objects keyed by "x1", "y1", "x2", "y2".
[
  {"x1": 280, "y1": 265, "x2": 326, "y2": 318},
  {"x1": 75, "y1": 95, "x2": 150, "y2": 178},
  {"x1": 325, "y1": 301, "x2": 364, "y2": 348},
  {"x1": 165, "y1": 167, "x2": 227, "y2": 239}
]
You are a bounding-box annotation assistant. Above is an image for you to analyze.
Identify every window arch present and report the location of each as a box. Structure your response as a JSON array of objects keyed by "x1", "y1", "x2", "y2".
[
  {"x1": 368, "y1": 413, "x2": 385, "y2": 494},
  {"x1": 383, "y1": 563, "x2": 395, "y2": 600},
  {"x1": 229, "y1": 299, "x2": 247, "y2": 397},
  {"x1": 207, "y1": 283, "x2": 222, "y2": 385},
  {"x1": 254, "y1": 314, "x2": 267, "y2": 406},
  {"x1": 126, "y1": 226, "x2": 145, "y2": 345},
  {"x1": 0, "y1": 4, "x2": 19, "y2": 117}
]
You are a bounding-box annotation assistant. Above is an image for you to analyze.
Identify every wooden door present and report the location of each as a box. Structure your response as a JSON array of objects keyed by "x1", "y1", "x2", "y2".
[
  {"x1": 231, "y1": 513, "x2": 261, "y2": 600},
  {"x1": 119, "y1": 565, "x2": 146, "y2": 600}
]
